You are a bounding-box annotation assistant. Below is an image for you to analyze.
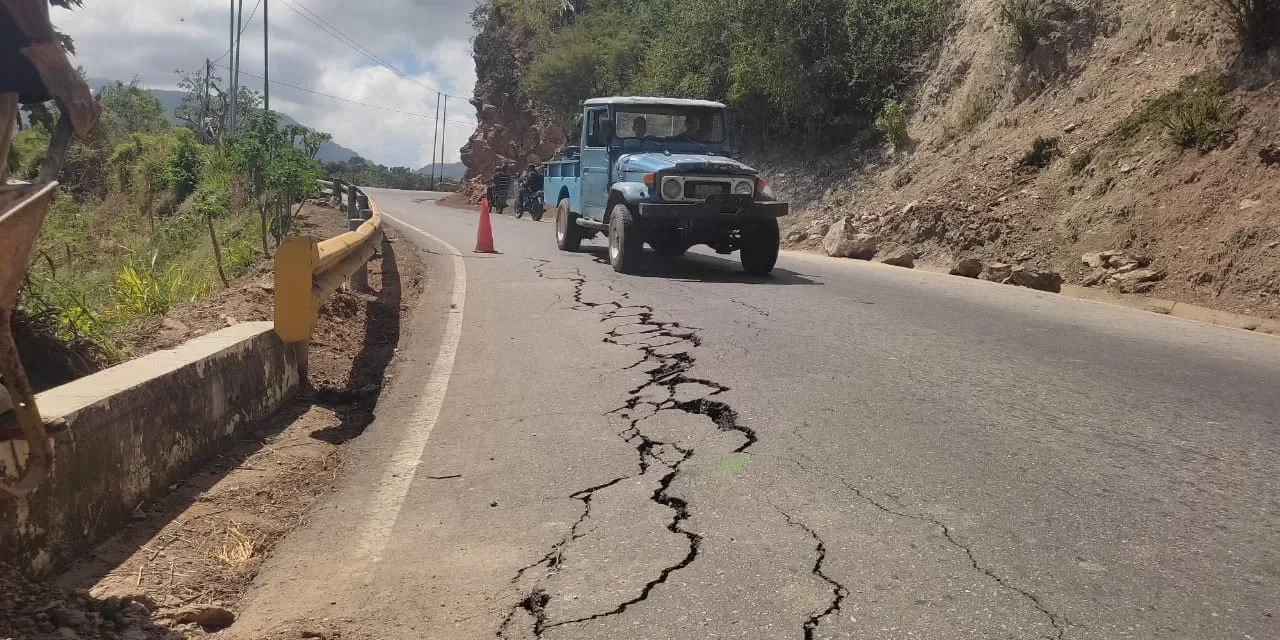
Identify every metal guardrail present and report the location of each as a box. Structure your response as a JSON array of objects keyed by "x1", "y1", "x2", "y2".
[{"x1": 273, "y1": 180, "x2": 383, "y2": 349}]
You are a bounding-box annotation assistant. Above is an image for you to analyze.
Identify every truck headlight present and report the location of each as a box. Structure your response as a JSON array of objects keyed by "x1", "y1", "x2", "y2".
[
  {"x1": 733, "y1": 179, "x2": 755, "y2": 195},
  {"x1": 661, "y1": 177, "x2": 683, "y2": 201}
]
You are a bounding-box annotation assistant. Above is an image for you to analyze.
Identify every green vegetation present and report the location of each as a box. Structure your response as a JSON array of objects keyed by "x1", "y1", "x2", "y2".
[
  {"x1": 1068, "y1": 148, "x2": 1094, "y2": 175},
  {"x1": 874, "y1": 100, "x2": 910, "y2": 149},
  {"x1": 481, "y1": 0, "x2": 951, "y2": 146},
  {"x1": 13, "y1": 76, "x2": 328, "y2": 373},
  {"x1": 324, "y1": 157, "x2": 461, "y2": 191},
  {"x1": 1019, "y1": 135, "x2": 1060, "y2": 172},
  {"x1": 1214, "y1": 0, "x2": 1280, "y2": 54},
  {"x1": 1113, "y1": 76, "x2": 1238, "y2": 152}
]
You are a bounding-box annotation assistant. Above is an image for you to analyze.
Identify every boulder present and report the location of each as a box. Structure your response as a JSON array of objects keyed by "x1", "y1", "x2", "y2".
[
  {"x1": 1111, "y1": 268, "x2": 1165, "y2": 286},
  {"x1": 877, "y1": 244, "x2": 916, "y2": 268},
  {"x1": 785, "y1": 230, "x2": 808, "y2": 243},
  {"x1": 823, "y1": 218, "x2": 878, "y2": 259},
  {"x1": 950, "y1": 258, "x2": 982, "y2": 278},
  {"x1": 985, "y1": 262, "x2": 1013, "y2": 282},
  {"x1": 807, "y1": 221, "x2": 831, "y2": 238},
  {"x1": 1081, "y1": 268, "x2": 1109, "y2": 287},
  {"x1": 1009, "y1": 265, "x2": 1064, "y2": 292},
  {"x1": 1081, "y1": 252, "x2": 1107, "y2": 268}
]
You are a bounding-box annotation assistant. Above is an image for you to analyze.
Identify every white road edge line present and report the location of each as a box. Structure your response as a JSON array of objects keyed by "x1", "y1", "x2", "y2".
[{"x1": 353, "y1": 211, "x2": 466, "y2": 566}]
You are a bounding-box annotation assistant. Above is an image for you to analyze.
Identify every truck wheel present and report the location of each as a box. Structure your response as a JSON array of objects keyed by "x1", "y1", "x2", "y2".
[
  {"x1": 649, "y1": 230, "x2": 687, "y2": 257},
  {"x1": 556, "y1": 198, "x2": 583, "y2": 251},
  {"x1": 740, "y1": 219, "x2": 780, "y2": 276},
  {"x1": 608, "y1": 204, "x2": 643, "y2": 274}
]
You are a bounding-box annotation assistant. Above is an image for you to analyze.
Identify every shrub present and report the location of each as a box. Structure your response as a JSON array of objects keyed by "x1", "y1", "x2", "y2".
[
  {"x1": 875, "y1": 99, "x2": 910, "y2": 149},
  {"x1": 1214, "y1": 0, "x2": 1280, "y2": 54},
  {"x1": 1113, "y1": 76, "x2": 1237, "y2": 152},
  {"x1": 1020, "y1": 135, "x2": 1060, "y2": 171},
  {"x1": 170, "y1": 129, "x2": 206, "y2": 202},
  {"x1": 999, "y1": 0, "x2": 1048, "y2": 57},
  {"x1": 1068, "y1": 148, "x2": 1093, "y2": 174}
]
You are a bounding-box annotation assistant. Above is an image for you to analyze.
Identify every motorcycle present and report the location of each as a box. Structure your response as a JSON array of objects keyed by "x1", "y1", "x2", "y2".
[
  {"x1": 516, "y1": 184, "x2": 545, "y2": 221},
  {"x1": 486, "y1": 179, "x2": 510, "y2": 216}
]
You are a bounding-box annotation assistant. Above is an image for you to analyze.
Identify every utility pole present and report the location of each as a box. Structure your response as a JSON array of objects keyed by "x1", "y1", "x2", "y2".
[
  {"x1": 263, "y1": 0, "x2": 269, "y2": 112},
  {"x1": 201, "y1": 59, "x2": 212, "y2": 143},
  {"x1": 430, "y1": 92, "x2": 441, "y2": 190},
  {"x1": 227, "y1": 0, "x2": 235, "y2": 135},
  {"x1": 441, "y1": 98, "x2": 448, "y2": 186},
  {"x1": 231, "y1": 0, "x2": 245, "y2": 134}
]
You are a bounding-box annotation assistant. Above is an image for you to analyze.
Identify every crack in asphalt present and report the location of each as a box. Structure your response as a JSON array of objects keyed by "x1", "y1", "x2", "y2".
[
  {"x1": 836, "y1": 477, "x2": 1069, "y2": 640},
  {"x1": 772, "y1": 506, "x2": 847, "y2": 640},
  {"x1": 496, "y1": 261, "x2": 755, "y2": 637}
]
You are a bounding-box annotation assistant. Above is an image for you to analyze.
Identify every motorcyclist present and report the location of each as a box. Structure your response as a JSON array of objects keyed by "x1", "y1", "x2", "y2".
[
  {"x1": 517, "y1": 163, "x2": 545, "y2": 219},
  {"x1": 487, "y1": 164, "x2": 513, "y2": 212}
]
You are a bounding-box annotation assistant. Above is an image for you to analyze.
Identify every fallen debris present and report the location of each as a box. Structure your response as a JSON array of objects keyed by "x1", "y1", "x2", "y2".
[
  {"x1": 823, "y1": 218, "x2": 878, "y2": 259},
  {"x1": 950, "y1": 258, "x2": 982, "y2": 278},
  {"x1": 985, "y1": 262, "x2": 1013, "y2": 283},
  {"x1": 0, "y1": 563, "x2": 177, "y2": 639},
  {"x1": 876, "y1": 243, "x2": 916, "y2": 268},
  {"x1": 1009, "y1": 265, "x2": 1064, "y2": 293}
]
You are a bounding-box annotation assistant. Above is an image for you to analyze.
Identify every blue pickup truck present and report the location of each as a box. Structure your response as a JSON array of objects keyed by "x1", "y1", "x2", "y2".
[{"x1": 544, "y1": 97, "x2": 789, "y2": 275}]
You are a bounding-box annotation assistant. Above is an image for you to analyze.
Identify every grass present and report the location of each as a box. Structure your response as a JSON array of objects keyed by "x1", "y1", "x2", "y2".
[
  {"x1": 1112, "y1": 75, "x2": 1238, "y2": 152},
  {"x1": 21, "y1": 175, "x2": 263, "y2": 362}
]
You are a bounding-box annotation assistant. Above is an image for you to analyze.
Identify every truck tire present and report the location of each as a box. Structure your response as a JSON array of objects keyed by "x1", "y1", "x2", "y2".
[
  {"x1": 608, "y1": 203, "x2": 643, "y2": 274},
  {"x1": 649, "y1": 229, "x2": 687, "y2": 257},
  {"x1": 556, "y1": 198, "x2": 583, "y2": 251},
  {"x1": 740, "y1": 219, "x2": 780, "y2": 276}
]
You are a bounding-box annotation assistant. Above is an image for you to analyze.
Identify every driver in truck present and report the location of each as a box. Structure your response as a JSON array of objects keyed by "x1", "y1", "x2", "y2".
[
  {"x1": 680, "y1": 114, "x2": 704, "y2": 141},
  {"x1": 631, "y1": 116, "x2": 648, "y2": 138}
]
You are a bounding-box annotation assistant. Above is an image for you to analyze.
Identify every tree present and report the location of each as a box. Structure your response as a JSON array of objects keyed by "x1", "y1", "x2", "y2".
[
  {"x1": 98, "y1": 80, "x2": 169, "y2": 142},
  {"x1": 229, "y1": 111, "x2": 324, "y2": 252},
  {"x1": 175, "y1": 69, "x2": 263, "y2": 143}
]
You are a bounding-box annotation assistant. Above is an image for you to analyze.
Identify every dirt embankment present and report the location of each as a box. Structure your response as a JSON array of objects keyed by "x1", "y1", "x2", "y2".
[
  {"x1": 1, "y1": 203, "x2": 427, "y2": 640},
  {"x1": 768, "y1": 0, "x2": 1279, "y2": 320}
]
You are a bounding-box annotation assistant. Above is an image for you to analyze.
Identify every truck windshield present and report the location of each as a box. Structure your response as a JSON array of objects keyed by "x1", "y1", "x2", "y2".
[{"x1": 616, "y1": 107, "x2": 726, "y2": 144}]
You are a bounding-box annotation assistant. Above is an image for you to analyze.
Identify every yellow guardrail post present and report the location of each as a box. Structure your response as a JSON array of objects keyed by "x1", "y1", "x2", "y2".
[{"x1": 274, "y1": 184, "x2": 384, "y2": 378}]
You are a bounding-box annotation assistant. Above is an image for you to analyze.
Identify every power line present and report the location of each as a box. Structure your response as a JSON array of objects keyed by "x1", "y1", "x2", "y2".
[
  {"x1": 276, "y1": 0, "x2": 465, "y2": 102},
  {"x1": 222, "y1": 65, "x2": 477, "y2": 125},
  {"x1": 211, "y1": 0, "x2": 263, "y2": 65}
]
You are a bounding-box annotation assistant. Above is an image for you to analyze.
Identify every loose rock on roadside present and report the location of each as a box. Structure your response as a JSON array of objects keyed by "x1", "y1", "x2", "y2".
[
  {"x1": 823, "y1": 217, "x2": 878, "y2": 259},
  {"x1": 950, "y1": 258, "x2": 982, "y2": 278},
  {"x1": 876, "y1": 243, "x2": 916, "y2": 268}
]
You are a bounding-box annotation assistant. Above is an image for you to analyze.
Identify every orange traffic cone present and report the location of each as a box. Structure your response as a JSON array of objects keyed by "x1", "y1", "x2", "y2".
[{"x1": 475, "y1": 198, "x2": 496, "y2": 253}]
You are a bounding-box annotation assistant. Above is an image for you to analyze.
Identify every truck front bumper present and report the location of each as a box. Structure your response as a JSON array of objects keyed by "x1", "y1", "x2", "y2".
[{"x1": 638, "y1": 194, "x2": 789, "y2": 221}]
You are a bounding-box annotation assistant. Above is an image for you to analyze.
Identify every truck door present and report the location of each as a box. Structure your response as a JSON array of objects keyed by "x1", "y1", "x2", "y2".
[{"x1": 580, "y1": 107, "x2": 611, "y2": 220}]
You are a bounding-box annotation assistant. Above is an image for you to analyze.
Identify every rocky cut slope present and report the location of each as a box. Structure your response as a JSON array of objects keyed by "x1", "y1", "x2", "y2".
[
  {"x1": 768, "y1": 0, "x2": 1280, "y2": 318},
  {"x1": 458, "y1": 2, "x2": 567, "y2": 202}
]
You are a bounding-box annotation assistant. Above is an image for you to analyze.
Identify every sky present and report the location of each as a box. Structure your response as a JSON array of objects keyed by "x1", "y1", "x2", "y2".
[{"x1": 53, "y1": 0, "x2": 480, "y2": 168}]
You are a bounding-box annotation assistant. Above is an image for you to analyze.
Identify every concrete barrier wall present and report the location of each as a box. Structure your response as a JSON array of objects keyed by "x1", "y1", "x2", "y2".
[{"x1": 0, "y1": 322, "x2": 301, "y2": 575}]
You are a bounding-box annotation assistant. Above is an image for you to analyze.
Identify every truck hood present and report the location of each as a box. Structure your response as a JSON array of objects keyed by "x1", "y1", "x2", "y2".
[{"x1": 617, "y1": 153, "x2": 757, "y2": 175}]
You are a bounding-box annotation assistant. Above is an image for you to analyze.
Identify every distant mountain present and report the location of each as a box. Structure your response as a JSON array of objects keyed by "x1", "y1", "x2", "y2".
[
  {"x1": 90, "y1": 78, "x2": 368, "y2": 165},
  {"x1": 416, "y1": 162, "x2": 466, "y2": 180}
]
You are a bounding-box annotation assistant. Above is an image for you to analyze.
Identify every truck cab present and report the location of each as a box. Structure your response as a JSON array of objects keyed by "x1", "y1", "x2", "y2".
[{"x1": 544, "y1": 97, "x2": 789, "y2": 275}]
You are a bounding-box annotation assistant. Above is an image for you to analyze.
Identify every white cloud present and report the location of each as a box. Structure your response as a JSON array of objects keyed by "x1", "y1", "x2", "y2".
[{"x1": 53, "y1": 0, "x2": 478, "y2": 167}]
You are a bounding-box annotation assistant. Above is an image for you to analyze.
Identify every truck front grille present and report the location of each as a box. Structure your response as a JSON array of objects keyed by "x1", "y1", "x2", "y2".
[{"x1": 684, "y1": 181, "x2": 731, "y2": 200}]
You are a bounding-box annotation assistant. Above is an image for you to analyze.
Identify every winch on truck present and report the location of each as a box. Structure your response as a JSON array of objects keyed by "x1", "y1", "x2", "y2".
[{"x1": 543, "y1": 97, "x2": 789, "y2": 275}]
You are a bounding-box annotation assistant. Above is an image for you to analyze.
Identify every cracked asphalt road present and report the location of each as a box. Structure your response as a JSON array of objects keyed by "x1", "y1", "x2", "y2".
[{"x1": 232, "y1": 189, "x2": 1280, "y2": 640}]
